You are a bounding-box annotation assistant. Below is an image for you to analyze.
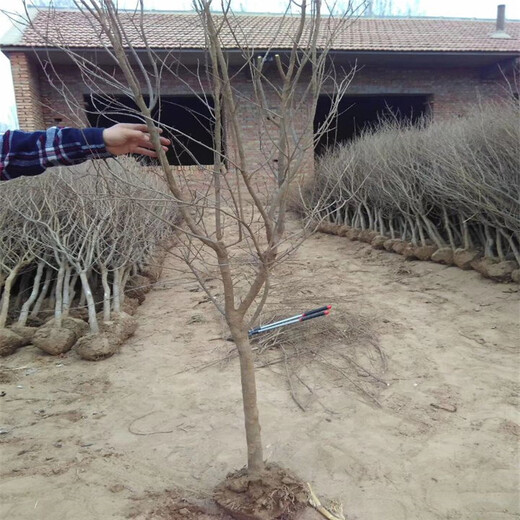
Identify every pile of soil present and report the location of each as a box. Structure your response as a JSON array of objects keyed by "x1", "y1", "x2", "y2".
[{"x1": 214, "y1": 464, "x2": 308, "y2": 520}]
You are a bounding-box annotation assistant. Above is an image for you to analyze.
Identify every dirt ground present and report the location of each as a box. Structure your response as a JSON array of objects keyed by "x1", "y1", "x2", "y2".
[{"x1": 1, "y1": 229, "x2": 519, "y2": 520}]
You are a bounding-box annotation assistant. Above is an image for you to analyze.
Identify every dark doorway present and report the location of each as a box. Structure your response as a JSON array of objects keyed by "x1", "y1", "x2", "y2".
[
  {"x1": 85, "y1": 94, "x2": 218, "y2": 165},
  {"x1": 314, "y1": 94, "x2": 431, "y2": 155}
]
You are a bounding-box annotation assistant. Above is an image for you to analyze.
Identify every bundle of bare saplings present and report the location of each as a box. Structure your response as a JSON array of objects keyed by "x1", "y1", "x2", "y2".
[
  {"x1": 305, "y1": 100, "x2": 520, "y2": 282},
  {"x1": 0, "y1": 157, "x2": 177, "y2": 359}
]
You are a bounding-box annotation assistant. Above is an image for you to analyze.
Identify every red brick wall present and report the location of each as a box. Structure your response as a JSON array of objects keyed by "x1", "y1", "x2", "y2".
[
  {"x1": 8, "y1": 52, "x2": 514, "y2": 175},
  {"x1": 339, "y1": 65, "x2": 510, "y2": 120},
  {"x1": 6, "y1": 52, "x2": 45, "y2": 131}
]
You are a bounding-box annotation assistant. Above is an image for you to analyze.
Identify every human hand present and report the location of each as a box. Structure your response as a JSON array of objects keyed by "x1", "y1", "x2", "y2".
[{"x1": 103, "y1": 123, "x2": 170, "y2": 157}]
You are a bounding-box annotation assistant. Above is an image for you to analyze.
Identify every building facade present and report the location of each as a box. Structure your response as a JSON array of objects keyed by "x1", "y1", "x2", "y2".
[{"x1": 1, "y1": 9, "x2": 518, "y2": 171}]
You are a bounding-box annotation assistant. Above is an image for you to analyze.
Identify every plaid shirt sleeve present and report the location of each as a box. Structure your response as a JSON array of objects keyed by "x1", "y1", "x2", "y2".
[{"x1": 0, "y1": 127, "x2": 113, "y2": 181}]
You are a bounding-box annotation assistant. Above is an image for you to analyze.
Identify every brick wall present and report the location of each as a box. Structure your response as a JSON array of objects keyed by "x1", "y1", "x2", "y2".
[
  {"x1": 8, "y1": 51, "x2": 513, "y2": 175},
  {"x1": 338, "y1": 65, "x2": 510, "y2": 120},
  {"x1": 6, "y1": 52, "x2": 45, "y2": 131}
]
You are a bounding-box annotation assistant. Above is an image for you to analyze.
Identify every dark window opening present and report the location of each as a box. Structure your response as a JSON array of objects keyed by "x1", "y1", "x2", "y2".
[
  {"x1": 85, "y1": 94, "x2": 219, "y2": 165},
  {"x1": 314, "y1": 94, "x2": 431, "y2": 155}
]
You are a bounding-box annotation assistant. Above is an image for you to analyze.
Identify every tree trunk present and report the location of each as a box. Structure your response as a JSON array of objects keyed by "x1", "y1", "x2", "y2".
[
  {"x1": 0, "y1": 266, "x2": 20, "y2": 328},
  {"x1": 18, "y1": 261, "x2": 44, "y2": 326},
  {"x1": 54, "y1": 263, "x2": 65, "y2": 328},
  {"x1": 31, "y1": 267, "x2": 53, "y2": 318},
  {"x1": 229, "y1": 318, "x2": 264, "y2": 476},
  {"x1": 377, "y1": 209, "x2": 385, "y2": 236},
  {"x1": 120, "y1": 266, "x2": 132, "y2": 306},
  {"x1": 389, "y1": 217, "x2": 395, "y2": 239},
  {"x1": 500, "y1": 230, "x2": 520, "y2": 265},
  {"x1": 496, "y1": 227, "x2": 505, "y2": 261},
  {"x1": 62, "y1": 265, "x2": 72, "y2": 317},
  {"x1": 421, "y1": 214, "x2": 444, "y2": 248},
  {"x1": 79, "y1": 284, "x2": 86, "y2": 308},
  {"x1": 364, "y1": 202, "x2": 373, "y2": 230},
  {"x1": 101, "y1": 266, "x2": 111, "y2": 322},
  {"x1": 112, "y1": 267, "x2": 121, "y2": 313},
  {"x1": 14, "y1": 271, "x2": 30, "y2": 310},
  {"x1": 68, "y1": 273, "x2": 79, "y2": 313},
  {"x1": 460, "y1": 213, "x2": 471, "y2": 250},
  {"x1": 442, "y1": 206, "x2": 456, "y2": 250},
  {"x1": 483, "y1": 224, "x2": 494, "y2": 258},
  {"x1": 79, "y1": 270, "x2": 99, "y2": 334}
]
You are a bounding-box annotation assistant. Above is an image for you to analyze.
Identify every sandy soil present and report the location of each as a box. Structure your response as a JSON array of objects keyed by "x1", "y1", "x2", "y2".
[{"x1": 1, "y1": 229, "x2": 519, "y2": 520}]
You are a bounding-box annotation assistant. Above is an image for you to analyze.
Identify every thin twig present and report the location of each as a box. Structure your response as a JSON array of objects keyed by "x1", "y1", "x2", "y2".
[{"x1": 127, "y1": 411, "x2": 175, "y2": 436}]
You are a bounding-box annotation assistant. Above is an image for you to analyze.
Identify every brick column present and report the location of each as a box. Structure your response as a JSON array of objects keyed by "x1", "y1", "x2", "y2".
[{"x1": 6, "y1": 51, "x2": 45, "y2": 131}]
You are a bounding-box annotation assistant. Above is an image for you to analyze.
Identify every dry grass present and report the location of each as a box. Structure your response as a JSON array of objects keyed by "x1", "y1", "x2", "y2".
[{"x1": 252, "y1": 312, "x2": 386, "y2": 409}]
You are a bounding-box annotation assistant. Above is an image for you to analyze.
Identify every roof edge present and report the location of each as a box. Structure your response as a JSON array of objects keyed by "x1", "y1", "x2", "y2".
[
  {"x1": 1, "y1": 46, "x2": 518, "y2": 57},
  {"x1": 20, "y1": 6, "x2": 520, "y2": 23}
]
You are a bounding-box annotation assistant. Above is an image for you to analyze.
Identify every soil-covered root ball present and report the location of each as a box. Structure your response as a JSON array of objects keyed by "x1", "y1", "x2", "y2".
[
  {"x1": 453, "y1": 248, "x2": 481, "y2": 270},
  {"x1": 316, "y1": 221, "x2": 338, "y2": 235},
  {"x1": 8, "y1": 325, "x2": 37, "y2": 345},
  {"x1": 383, "y1": 238, "x2": 400, "y2": 252},
  {"x1": 346, "y1": 228, "x2": 360, "y2": 241},
  {"x1": 337, "y1": 225, "x2": 351, "y2": 237},
  {"x1": 391, "y1": 240, "x2": 408, "y2": 255},
  {"x1": 125, "y1": 274, "x2": 152, "y2": 304},
  {"x1": 471, "y1": 258, "x2": 518, "y2": 282},
  {"x1": 431, "y1": 247, "x2": 454, "y2": 265},
  {"x1": 358, "y1": 230, "x2": 377, "y2": 244},
  {"x1": 402, "y1": 245, "x2": 418, "y2": 260},
  {"x1": 75, "y1": 333, "x2": 118, "y2": 361},
  {"x1": 121, "y1": 297, "x2": 140, "y2": 316},
  {"x1": 0, "y1": 329, "x2": 26, "y2": 357},
  {"x1": 44, "y1": 317, "x2": 89, "y2": 339},
  {"x1": 413, "y1": 245, "x2": 438, "y2": 261},
  {"x1": 214, "y1": 464, "x2": 308, "y2": 520},
  {"x1": 371, "y1": 235, "x2": 387, "y2": 250},
  {"x1": 33, "y1": 327, "x2": 77, "y2": 355},
  {"x1": 101, "y1": 312, "x2": 138, "y2": 346}
]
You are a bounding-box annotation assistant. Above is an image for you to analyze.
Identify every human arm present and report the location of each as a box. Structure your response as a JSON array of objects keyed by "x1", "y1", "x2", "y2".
[
  {"x1": 0, "y1": 123, "x2": 170, "y2": 181},
  {"x1": 0, "y1": 127, "x2": 110, "y2": 181}
]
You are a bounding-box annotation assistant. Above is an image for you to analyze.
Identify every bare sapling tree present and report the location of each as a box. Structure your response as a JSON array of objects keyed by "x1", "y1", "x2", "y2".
[
  {"x1": 0, "y1": 189, "x2": 35, "y2": 328},
  {"x1": 0, "y1": 159, "x2": 175, "y2": 358},
  {"x1": 13, "y1": 0, "x2": 363, "y2": 481},
  {"x1": 306, "y1": 99, "x2": 520, "y2": 279}
]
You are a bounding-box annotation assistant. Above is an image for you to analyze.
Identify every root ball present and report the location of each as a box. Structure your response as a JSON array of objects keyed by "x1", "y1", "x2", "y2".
[
  {"x1": 44, "y1": 317, "x2": 89, "y2": 339},
  {"x1": 33, "y1": 327, "x2": 77, "y2": 355},
  {"x1": 413, "y1": 245, "x2": 438, "y2": 261},
  {"x1": 0, "y1": 329, "x2": 25, "y2": 357},
  {"x1": 214, "y1": 464, "x2": 308, "y2": 520},
  {"x1": 453, "y1": 248, "x2": 481, "y2": 270},
  {"x1": 101, "y1": 312, "x2": 138, "y2": 346},
  {"x1": 431, "y1": 247, "x2": 454, "y2": 265},
  {"x1": 472, "y1": 258, "x2": 518, "y2": 282},
  {"x1": 371, "y1": 235, "x2": 387, "y2": 250},
  {"x1": 75, "y1": 333, "x2": 119, "y2": 361}
]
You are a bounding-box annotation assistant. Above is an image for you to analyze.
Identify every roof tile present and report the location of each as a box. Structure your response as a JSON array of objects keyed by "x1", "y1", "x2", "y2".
[{"x1": 4, "y1": 10, "x2": 520, "y2": 53}]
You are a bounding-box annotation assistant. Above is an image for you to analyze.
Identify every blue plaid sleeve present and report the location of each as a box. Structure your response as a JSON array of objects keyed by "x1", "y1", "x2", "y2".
[{"x1": 0, "y1": 127, "x2": 113, "y2": 181}]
